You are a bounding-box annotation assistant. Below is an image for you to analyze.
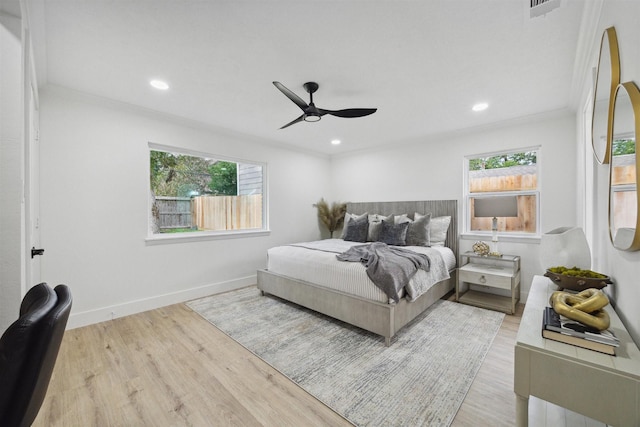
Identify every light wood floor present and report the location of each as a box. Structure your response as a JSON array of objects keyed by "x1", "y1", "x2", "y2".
[{"x1": 33, "y1": 292, "x2": 524, "y2": 427}]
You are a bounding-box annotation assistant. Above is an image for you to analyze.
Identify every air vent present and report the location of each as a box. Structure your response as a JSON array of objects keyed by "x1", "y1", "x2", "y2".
[{"x1": 530, "y1": 0, "x2": 560, "y2": 18}]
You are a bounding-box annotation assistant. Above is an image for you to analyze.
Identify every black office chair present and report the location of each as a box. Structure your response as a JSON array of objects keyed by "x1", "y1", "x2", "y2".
[{"x1": 0, "y1": 283, "x2": 73, "y2": 427}]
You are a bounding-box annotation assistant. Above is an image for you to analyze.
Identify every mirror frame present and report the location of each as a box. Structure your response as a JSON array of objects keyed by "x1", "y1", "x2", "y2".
[
  {"x1": 608, "y1": 82, "x2": 640, "y2": 251},
  {"x1": 592, "y1": 27, "x2": 621, "y2": 164}
]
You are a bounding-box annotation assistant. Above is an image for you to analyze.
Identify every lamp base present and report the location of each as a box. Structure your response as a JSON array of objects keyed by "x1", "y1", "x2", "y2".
[{"x1": 490, "y1": 238, "x2": 501, "y2": 257}]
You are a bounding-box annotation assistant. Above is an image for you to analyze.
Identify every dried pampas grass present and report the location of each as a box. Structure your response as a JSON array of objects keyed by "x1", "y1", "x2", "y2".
[{"x1": 314, "y1": 198, "x2": 347, "y2": 237}]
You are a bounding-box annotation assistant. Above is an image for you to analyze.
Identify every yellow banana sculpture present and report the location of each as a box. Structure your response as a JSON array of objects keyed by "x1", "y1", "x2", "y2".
[{"x1": 550, "y1": 288, "x2": 611, "y2": 331}]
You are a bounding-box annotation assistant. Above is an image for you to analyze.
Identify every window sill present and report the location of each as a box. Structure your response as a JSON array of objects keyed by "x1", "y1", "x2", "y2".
[
  {"x1": 145, "y1": 229, "x2": 271, "y2": 245},
  {"x1": 460, "y1": 232, "x2": 541, "y2": 245}
]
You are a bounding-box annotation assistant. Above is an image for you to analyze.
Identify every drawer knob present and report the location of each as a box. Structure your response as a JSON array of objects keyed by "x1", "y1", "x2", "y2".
[{"x1": 479, "y1": 275, "x2": 486, "y2": 284}]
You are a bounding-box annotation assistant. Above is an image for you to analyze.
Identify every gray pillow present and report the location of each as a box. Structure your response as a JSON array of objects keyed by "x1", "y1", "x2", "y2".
[
  {"x1": 343, "y1": 216, "x2": 369, "y2": 243},
  {"x1": 404, "y1": 212, "x2": 432, "y2": 246},
  {"x1": 367, "y1": 214, "x2": 393, "y2": 241},
  {"x1": 340, "y1": 212, "x2": 368, "y2": 239},
  {"x1": 430, "y1": 216, "x2": 451, "y2": 246},
  {"x1": 377, "y1": 219, "x2": 408, "y2": 246}
]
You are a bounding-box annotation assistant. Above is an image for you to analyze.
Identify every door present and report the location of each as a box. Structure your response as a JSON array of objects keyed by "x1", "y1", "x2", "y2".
[
  {"x1": 24, "y1": 49, "x2": 42, "y2": 291},
  {"x1": 28, "y1": 83, "x2": 41, "y2": 285}
]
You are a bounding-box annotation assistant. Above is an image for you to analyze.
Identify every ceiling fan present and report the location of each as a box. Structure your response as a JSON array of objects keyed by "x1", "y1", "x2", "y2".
[{"x1": 273, "y1": 81, "x2": 377, "y2": 129}]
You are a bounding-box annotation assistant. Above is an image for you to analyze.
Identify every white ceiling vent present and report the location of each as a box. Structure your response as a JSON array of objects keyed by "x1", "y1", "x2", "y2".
[{"x1": 529, "y1": 0, "x2": 561, "y2": 18}]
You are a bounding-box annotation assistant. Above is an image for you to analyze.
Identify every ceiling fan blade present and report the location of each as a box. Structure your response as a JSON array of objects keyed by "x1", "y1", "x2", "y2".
[
  {"x1": 273, "y1": 81, "x2": 308, "y2": 111},
  {"x1": 319, "y1": 108, "x2": 377, "y2": 118},
  {"x1": 279, "y1": 114, "x2": 305, "y2": 129}
]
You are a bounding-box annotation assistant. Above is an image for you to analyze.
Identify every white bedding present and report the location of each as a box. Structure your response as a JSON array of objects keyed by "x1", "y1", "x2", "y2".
[{"x1": 266, "y1": 239, "x2": 455, "y2": 304}]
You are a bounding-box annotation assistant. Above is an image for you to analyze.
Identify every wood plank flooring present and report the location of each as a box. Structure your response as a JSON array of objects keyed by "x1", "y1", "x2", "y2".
[
  {"x1": 33, "y1": 292, "x2": 523, "y2": 427},
  {"x1": 450, "y1": 300, "x2": 523, "y2": 427}
]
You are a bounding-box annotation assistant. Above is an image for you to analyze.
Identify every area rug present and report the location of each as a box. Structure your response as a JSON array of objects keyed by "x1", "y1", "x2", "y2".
[{"x1": 187, "y1": 287, "x2": 504, "y2": 426}]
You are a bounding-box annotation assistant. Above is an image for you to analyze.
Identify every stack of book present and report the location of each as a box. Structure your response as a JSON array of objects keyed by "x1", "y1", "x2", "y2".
[{"x1": 542, "y1": 306, "x2": 620, "y2": 355}]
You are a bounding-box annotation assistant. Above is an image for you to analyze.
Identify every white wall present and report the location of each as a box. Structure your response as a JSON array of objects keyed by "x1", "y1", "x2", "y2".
[
  {"x1": 331, "y1": 113, "x2": 577, "y2": 301},
  {"x1": 579, "y1": 1, "x2": 640, "y2": 343},
  {"x1": 0, "y1": 13, "x2": 25, "y2": 332},
  {"x1": 39, "y1": 87, "x2": 332, "y2": 328}
]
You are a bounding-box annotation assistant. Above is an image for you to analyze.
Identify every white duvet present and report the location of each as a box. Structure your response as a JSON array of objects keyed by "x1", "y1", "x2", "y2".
[{"x1": 267, "y1": 239, "x2": 455, "y2": 304}]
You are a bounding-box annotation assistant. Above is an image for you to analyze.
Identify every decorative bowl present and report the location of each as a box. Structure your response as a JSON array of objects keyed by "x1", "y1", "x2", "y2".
[
  {"x1": 544, "y1": 269, "x2": 613, "y2": 291},
  {"x1": 472, "y1": 241, "x2": 490, "y2": 256}
]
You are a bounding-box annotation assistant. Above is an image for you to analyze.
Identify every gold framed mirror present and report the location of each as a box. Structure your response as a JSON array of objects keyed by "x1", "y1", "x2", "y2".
[
  {"x1": 592, "y1": 27, "x2": 621, "y2": 164},
  {"x1": 609, "y1": 82, "x2": 640, "y2": 251}
]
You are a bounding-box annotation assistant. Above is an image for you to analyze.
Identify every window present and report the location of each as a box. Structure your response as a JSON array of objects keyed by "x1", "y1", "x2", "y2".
[
  {"x1": 610, "y1": 136, "x2": 636, "y2": 234},
  {"x1": 149, "y1": 144, "x2": 266, "y2": 238},
  {"x1": 464, "y1": 147, "x2": 540, "y2": 237}
]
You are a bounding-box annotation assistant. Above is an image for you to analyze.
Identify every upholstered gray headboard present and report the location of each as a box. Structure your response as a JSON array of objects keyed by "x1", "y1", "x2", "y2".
[{"x1": 345, "y1": 200, "x2": 458, "y2": 260}]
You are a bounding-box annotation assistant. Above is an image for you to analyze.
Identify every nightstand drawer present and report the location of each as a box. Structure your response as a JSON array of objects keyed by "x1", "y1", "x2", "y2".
[{"x1": 459, "y1": 265, "x2": 514, "y2": 290}]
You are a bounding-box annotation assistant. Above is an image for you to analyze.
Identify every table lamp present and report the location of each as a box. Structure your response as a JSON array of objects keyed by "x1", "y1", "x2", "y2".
[{"x1": 474, "y1": 196, "x2": 518, "y2": 256}]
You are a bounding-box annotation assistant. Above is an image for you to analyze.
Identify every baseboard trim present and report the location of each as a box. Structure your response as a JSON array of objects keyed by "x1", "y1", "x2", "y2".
[{"x1": 66, "y1": 275, "x2": 256, "y2": 329}]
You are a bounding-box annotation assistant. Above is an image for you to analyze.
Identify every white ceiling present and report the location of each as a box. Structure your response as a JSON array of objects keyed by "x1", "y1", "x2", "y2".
[{"x1": 26, "y1": 0, "x2": 588, "y2": 155}]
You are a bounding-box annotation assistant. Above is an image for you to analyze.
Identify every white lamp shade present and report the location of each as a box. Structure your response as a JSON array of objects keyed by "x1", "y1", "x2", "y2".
[
  {"x1": 539, "y1": 227, "x2": 591, "y2": 271},
  {"x1": 474, "y1": 196, "x2": 518, "y2": 218}
]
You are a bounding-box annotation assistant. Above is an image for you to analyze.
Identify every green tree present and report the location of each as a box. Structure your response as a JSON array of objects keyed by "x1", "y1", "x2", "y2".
[
  {"x1": 613, "y1": 139, "x2": 636, "y2": 156},
  {"x1": 150, "y1": 150, "x2": 212, "y2": 196},
  {"x1": 208, "y1": 161, "x2": 237, "y2": 195},
  {"x1": 469, "y1": 151, "x2": 537, "y2": 171}
]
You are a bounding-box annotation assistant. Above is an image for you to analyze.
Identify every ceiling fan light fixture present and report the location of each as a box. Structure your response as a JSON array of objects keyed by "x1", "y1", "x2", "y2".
[{"x1": 304, "y1": 113, "x2": 321, "y2": 122}]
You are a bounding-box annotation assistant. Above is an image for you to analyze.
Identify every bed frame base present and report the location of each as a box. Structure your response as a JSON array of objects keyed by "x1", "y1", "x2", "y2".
[{"x1": 257, "y1": 269, "x2": 456, "y2": 346}]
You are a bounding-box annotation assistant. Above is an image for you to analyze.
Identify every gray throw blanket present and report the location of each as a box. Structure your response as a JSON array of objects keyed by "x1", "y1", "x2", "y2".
[{"x1": 336, "y1": 242, "x2": 431, "y2": 303}]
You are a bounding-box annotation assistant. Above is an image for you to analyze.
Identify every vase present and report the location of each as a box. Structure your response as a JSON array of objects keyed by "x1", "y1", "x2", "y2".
[{"x1": 539, "y1": 226, "x2": 591, "y2": 271}]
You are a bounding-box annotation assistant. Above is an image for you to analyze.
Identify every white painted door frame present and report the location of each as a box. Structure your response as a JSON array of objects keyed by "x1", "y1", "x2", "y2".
[{"x1": 23, "y1": 27, "x2": 41, "y2": 293}]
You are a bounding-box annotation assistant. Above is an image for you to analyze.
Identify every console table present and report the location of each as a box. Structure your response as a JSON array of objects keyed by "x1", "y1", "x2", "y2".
[{"x1": 514, "y1": 275, "x2": 640, "y2": 426}]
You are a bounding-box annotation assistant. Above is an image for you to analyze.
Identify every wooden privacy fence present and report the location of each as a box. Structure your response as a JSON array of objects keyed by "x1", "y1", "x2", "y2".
[
  {"x1": 612, "y1": 163, "x2": 636, "y2": 186},
  {"x1": 191, "y1": 194, "x2": 262, "y2": 230},
  {"x1": 156, "y1": 197, "x2": 192, "y2": 230},
  {"x1": 469, "y1": 174, "x2": 537, "y2": 192},
  {"x1": 155, "y1": 195, "x2": 263, "y2": 231}
]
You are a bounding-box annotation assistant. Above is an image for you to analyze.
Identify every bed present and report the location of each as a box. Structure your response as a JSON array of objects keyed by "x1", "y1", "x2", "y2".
[{"x1": 257, "y1": 200, "x2": 458, "y2": 346}]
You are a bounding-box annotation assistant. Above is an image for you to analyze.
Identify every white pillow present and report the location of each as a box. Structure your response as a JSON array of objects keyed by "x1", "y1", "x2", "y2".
[
  {"x1": 367, "y1": 214, "x2": 392, "y2": 241},
  {"x1": 394, "y1": 214, "x2": 408, "y2": 224},
  {"x1": 430, "y1": 216, "x2": 451, "y2": 246},
  {"x1": 340, "y1": 212, "x2": 368, "y2": 239}
]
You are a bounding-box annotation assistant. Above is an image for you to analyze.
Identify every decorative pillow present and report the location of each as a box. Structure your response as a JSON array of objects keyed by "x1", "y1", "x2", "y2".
[
  {"x1": 377, "y1": 219, "x2": 409, "y2": 246},
  {"x1": 367, "y1": 214, "x2": 393, "y2": 241},
  {"x1": 401, "y1": 212, "x2": 432, "y2": 246},
  {"x1": 393, "y1": 214, "x2": 408, "y2": 224},
  {"x1": 340, "y1": 212, "x2": 368, "y2": 239},
  {"x1": 343, "y1": 216, "x2": 369, "y2": 242},
  {"x1": 430, "y1": 216, "x2": 451, "y2": 246}
]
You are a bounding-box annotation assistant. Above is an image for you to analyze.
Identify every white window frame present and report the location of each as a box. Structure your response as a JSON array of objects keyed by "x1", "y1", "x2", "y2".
[
  {"x1": 462, "y1": 146, "x2": 541, "y2": 242},
  {"x1": 145, "y1": 142, "x2": 269, "y2": 245}
]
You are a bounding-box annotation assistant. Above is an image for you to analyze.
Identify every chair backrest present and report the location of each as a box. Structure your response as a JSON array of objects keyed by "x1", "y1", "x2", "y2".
[{"x1": 0, "y1": 283, "x2": 72, "y2": 427}]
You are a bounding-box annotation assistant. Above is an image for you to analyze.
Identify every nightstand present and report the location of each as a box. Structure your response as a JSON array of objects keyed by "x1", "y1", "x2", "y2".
[{"x1": 456, "y1": 251, "x2": 520, "y2": 314}]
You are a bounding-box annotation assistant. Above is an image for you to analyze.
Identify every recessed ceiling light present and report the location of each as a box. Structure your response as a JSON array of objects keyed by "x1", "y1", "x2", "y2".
[
  {"x1": 331, "y1": 139, "x2": 341, "y2": 145},
  {"x1": 150, "y1": 79, "x2": 169, "y2": 90},
  {"x1": 472, "y1": 102, "x2": 489, "y2": 112}
]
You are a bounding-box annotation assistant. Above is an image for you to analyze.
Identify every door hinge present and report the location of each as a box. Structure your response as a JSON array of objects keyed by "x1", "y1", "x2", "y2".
[{"x1": 31, "y1": 247, "x2": 44, "y2": 258}]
